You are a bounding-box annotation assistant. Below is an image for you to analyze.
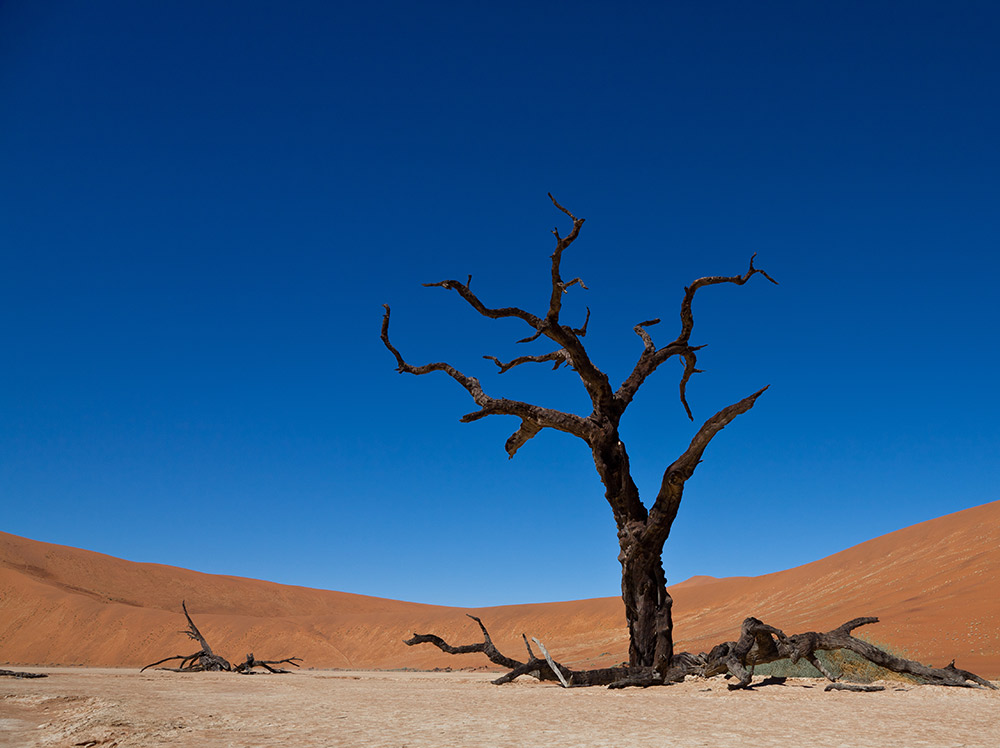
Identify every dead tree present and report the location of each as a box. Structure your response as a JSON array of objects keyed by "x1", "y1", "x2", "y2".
[
  {"x1": 405, "y1": 614, "x2": 996, "y2": 690},
  {"x1": 141, "y1": 602, "x2": 300, "y2": 674},
  {"x1": 382, "y1": 195, "x2": 776, "y2": 673}
]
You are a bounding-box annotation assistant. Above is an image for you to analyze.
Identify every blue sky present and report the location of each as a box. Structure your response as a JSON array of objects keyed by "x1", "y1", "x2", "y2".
[{"x1": 2, "y1": 1, "x2": 998, "y2": 607}]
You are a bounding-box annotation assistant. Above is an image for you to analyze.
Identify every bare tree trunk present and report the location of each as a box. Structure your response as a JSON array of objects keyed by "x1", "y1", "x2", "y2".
[{"x1": 620, "y1": 541, "x2": 673, "y2": 671}]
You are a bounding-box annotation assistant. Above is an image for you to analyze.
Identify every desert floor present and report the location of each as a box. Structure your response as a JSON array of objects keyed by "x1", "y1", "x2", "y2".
[{"x1": 1, "y1": 668, "x2": 999, "y2": 748}]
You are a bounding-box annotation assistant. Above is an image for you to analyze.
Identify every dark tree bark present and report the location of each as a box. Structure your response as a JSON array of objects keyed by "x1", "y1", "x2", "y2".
[
  {"x1": 404, "y1": 615, "x2": 651, "y2": 687},
  {"x1": 233, "y1": 654, "x2": 303, "y2": 674},
  {"x1": 140, "y1": 602, "x2": 300, "y2": 675},
  {"x1": 405, "y1": 614, "x2": 996, "y2": 691},
  {"x1": 0, "y1": 669, "x2": 47, "y2": 678},
  {"x1": 382, "y1": 195, "x2": 776, "y2": 669},
  {"x1": 697, "y1": 616, "x2": 996, "y2": 690}
]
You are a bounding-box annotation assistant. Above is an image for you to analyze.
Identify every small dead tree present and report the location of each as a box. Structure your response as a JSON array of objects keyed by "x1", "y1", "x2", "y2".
[
  {"x1": 382, "y1": 195, "x2": 776, "y2": 674},
  {"x1": 140, "y1": 602, "x2": 301, "y2": 674}
]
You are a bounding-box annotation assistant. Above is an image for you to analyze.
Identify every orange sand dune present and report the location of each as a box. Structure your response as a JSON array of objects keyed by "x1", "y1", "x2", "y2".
[{"x1": 1, "y1": 500, "x2": 998, "y2": 676}]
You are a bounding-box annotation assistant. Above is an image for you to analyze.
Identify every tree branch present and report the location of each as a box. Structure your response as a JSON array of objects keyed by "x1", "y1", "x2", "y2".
[
  {"x1": 180, "y1": 600, "x2": 215, "y2": 655},
  {"x1": 571, "y1": 307, "x2": 591, "y2": 337},
  {"x1": 545, "y1": 193, "x2": 586, "y2": 327},
  {"x1": 404, "y1": 614, "x2": 525, "y2": 672},
  {"x1": 381, "y1": 304, "x2": 492, "y2": 408},
  {"x1": 644, "y1": 386, "x2": 768, "y2": 544},
  {"x1": 421, "y1": 279, "x2": 542, "y2": 332},
  {"x1": 614, "y1": 254, "x2": 776, "y2": 418},
  {"x1": 483, "y1": 351, "x2": 571, "y2": 373},
  {"x1": 678, "y1": 253, "x2": 778, "y2": 345},
  {"x1": 416, "y1": 198, "x2": 612, "y2": 415},
  {"x1": 381, "y1": 305, "x2": 595, "y2": 454},
  {"x1": 504, "y1": 419, "x2": 543, "y2": 458},
  {"x1": 406, "y1": 614, "x2": 996, "y2": 690},
  {"x1": 703, "y1": 617, "x2": 997, "y2": 691},
  {"x1": 405, "y1": 614, "x2": 650, "y2": 687}
]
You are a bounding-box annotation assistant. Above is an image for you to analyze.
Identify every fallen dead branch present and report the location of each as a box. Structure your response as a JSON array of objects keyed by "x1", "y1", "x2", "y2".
[
  {"x1": 140, "y1": 602, "x2": 300, "y2": 675},
  {"x1": 233, "y1": 654, "x2": 303, "y2": 674},
  {"x1": 405, "y1": 614, "x2": 997, "y2": 691}
]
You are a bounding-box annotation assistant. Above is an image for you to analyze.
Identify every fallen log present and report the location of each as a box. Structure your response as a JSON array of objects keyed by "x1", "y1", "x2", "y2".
[
  {"x1": 233, "y1": 654, "x2": 303, "y2": 674},
  {"x1": 0, "y1": 669, "x2": 47, "y2": 679},
  {"x1": 701, "y1": 617, "x2": 996, "y2": 691},
  {"x1": 404, "y1": 614, "x2": 997, "y2": 691},
  {"x1": 405, "y1": 615, "x2": 651, "y2": 687}
]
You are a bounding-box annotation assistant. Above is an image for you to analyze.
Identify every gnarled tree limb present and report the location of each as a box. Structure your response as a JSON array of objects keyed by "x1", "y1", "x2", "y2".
[
  {"x1": 404, "y1": 614, "x2": 649, "y2": 687},
  {"x1": 700, "y1": 616, "x2": 997, "y2": 691},
  {"x1": 643, "y1": 386, "x2": 769, "y2": 546},
  {"x1": 483, "y1": 351, "x2": 571, "y2": 373},
  {"x1": 406, "y1": 614, "x2": 996, "y2": 691},
  {"x1": 140, "y1": 602, "x2": 301, "y2": 675},
  {"x1": 233, "y1": 654, "x2": 303, "y2": 674},
  {"x1": 381, "y1": 304, "x2": 595, "y2": 452},
  {"x1": 614, "y1": 253, "x2": 777, "y2": 418}
]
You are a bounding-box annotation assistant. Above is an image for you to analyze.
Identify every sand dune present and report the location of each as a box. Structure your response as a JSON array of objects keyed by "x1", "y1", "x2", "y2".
[{"x1": 1, "y1": 500, "x2": 998, "y2": 676}]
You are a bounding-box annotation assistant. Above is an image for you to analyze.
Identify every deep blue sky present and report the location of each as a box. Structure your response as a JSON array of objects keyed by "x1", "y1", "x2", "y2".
[{"x1": 2, "y1": 1, "x2": 998, "y2": 607}]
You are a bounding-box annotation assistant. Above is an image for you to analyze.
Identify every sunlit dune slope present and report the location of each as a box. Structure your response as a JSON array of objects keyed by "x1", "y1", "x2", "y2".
[{"x1": 1, "y1": 500, "x2": 997, "y2": 676}]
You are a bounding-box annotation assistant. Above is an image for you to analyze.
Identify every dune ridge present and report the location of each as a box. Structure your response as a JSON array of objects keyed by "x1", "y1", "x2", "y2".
[{"x1": 1, "y1": 500, "x2": 998, "y2": 676}]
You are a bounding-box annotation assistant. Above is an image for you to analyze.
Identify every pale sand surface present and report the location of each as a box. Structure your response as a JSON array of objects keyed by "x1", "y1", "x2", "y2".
[{"x1": 2, "y1": 668, "x2": 998, "y2": 748}]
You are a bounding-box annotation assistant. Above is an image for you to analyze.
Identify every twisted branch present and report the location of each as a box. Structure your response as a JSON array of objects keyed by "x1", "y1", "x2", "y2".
[
  {"x1": 407, "y1": 614, "x2": 997, "y2": 691},
  {"x1": 404, "y1": 614, "x2": 646, "y2": 687},
  {"x1": 382, "y1": 304, "x2": 593, "y2": 455},
  {"x1": 703, "y1": 617, "x2": 997, "y2": 691},
  {"x1": 615, "y1": 254, "x2": 777, "y2": 417},
  {"x1": 679, "y1": 253, "x2": 778, "y2": 345}
]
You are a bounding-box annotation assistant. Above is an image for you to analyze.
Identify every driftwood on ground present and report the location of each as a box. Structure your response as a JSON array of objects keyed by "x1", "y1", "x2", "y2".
[
  {"x1": 700, "y1": 616, "x2": 995, "y2": 690},
  {"x1": 140, "y1": 602, "x2": 301, "y2": 675},
  {"x1": 405, "y1": 614, "x2": 997, "y2": 691},
  {"x1": 233, "y1": 654, "x2": 303, "y2": 674},
  {"x1": 0, "y1": 669, "x2": 47, "y2": 679}
]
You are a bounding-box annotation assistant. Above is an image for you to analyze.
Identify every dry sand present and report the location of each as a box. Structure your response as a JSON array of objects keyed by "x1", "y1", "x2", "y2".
[{"x1": 2, "y1": 667, "x2": 998, "y2": 748}]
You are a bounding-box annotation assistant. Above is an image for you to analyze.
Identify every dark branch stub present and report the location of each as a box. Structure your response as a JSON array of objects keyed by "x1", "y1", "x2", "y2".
[{"x1": 140, "y1": 602, "x2": 301, "y2": 675}]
